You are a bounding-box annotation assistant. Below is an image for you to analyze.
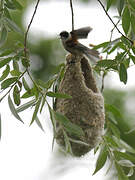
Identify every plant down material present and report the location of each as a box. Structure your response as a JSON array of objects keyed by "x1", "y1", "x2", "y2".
[{"x1": 55, "y1": 54, "x2": 105, "y2": 156}]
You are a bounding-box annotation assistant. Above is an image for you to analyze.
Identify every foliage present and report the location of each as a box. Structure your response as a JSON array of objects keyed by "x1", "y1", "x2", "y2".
[{"x1": 0, "y1": 0, "x2": 135, "y2": 179}]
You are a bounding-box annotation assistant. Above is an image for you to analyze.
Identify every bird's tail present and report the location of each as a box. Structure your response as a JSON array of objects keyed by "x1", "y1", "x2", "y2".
[{"x1": 84, "y1": 48, "x2": 100, "y2": 63}]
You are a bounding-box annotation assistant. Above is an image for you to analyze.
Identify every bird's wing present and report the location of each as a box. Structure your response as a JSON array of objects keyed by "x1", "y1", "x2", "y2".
[{"x1": 71, "y1": 27, "x2": 92, "y2": 39}]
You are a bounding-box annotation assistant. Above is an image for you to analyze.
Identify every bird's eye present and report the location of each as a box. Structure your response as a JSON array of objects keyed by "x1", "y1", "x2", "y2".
[{"x1": 60, "y1": 31, "x2": 69, "y2": 38}]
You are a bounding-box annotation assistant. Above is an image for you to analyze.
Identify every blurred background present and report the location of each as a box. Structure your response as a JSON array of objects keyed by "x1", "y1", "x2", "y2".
[{"x1": 0, "y1": 0, "x2": 135, "y2": 179}]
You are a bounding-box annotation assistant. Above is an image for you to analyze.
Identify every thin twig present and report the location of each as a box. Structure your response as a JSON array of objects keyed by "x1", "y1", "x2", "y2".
[
  {"x1": 70, "y1": 0, "x2": 74, "y2": 31},
  {"x1": 24, "y1": 0, "x2": 41, "y2": 57},
  {"x1": 97, "y1": 0, "x2": 133, "y2": 44}
]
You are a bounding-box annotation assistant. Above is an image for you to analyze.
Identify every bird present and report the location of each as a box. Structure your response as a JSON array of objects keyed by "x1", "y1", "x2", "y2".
[{"x1": 59, "y1": 27, "x2": 99, "y2": 62}]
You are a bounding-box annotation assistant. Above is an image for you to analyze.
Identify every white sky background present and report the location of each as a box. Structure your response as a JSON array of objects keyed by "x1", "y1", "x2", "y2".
[{"x1": 0, "y1": 0, "x2": 135, "y2": 180}]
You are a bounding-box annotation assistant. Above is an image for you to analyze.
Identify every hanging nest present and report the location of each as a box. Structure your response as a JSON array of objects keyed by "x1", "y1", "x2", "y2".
[{"x1": 55, "y1": 54, "x2": 105, "y2": 157}]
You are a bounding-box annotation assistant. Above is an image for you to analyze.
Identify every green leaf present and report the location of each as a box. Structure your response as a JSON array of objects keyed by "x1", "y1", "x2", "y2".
[
  {"x1": 5, "y1": 0, "x2": 16, "y2": 9},
  {"x1": 1, "y1": 77, "x2": 18, "y2": 89},
  {"x1": 8, "y1": 95, "x2": 23, "y2": 123},
  {"x1": 21, "y1": 90, "x2": 35, "y2": 99},
  {"x1": 118, "y1": 159, "x2": 135, "y2": 167},
  {"x1": 13, "y1": 85, "x2": 20, "y2": 106},
  {"x1": 114, "y1": 151, "x2": 135, "y2": 163},
  {"x1": 0, "y1": 49, "x2": 13, "y2": 57},
  {"x1": 10, "y1": 70, "x2": 21, "y2": 77},
  {"x1": 4, "y1": 7, "x2": 12, "y2": 19},
  {"x1": 93, "y1": 145, "x2": 108, "y2": 175},
  {"x1": 104, "y1": 135, "x2": 119, "y2": 148},
  {"x1": 117, "y1": 0, "x2": 125, "y2": 16},
  {"x1": 0, "y1": 26, "x2": 8, "y2": 47},
  {"x1": 130, "y1": 14, "x2": 135, "y2": 35},
  {"x1": 22, "y1": 77, "x2": 30, "y2": 91},
  {"x1": 0, "y1": 57, "x2": 12, "y2": 68},
  {"x1": 35, "y1": 116, "x2": 44, "y2": 132},
  {"x1": 46, "y1": 91, "x2": 72, "y2": 99},
  {"x1": 37, "y1": 77, "x2": 56, "y2": 89},
  {"x1": 130, "y1": 55, "x2": 135, "y2": 64},
  {"x1": 105, "y1": 104, "x2": 122, "y2": 119},
  {"x1": 0, "y1": 64, "x2": 10, "y2": 81},
  {"x1": 113, "y1": 136, "x2": 135, "y2": 154},
  {"x1": 106, "y1": 0, "x2": 114, "y2": 11},
  {"x1": 122, "y1": 6, "x2": 130, "y2": 35},
  {"x1": 96, "y1": 60, "x2": 116, "y2": 68},
  {"x1": 12, "y1": 0, "x2": 23, "y2": 10},
  {"x1": 5, "y1": 17, "x2": 23, "y2": 34},
  {"x1": 63, "y1": 130, "x2": 73, "y2": 154},
  {"x1": 13, "y1": 60, "x2": 19, "y2": 72},
  {"x1": 21, "y1": 57, "x2": 30, "y2": 68},
  {"x1": 93, "y1": 42, "x2": 109, "y2": 50},
  {"x1": 54, "y1": 111, "x2": 85, "y2": 137},
  {"x1": 119, "y1": 63, "x2": 127, "y2": 84},
  {"x1": 128, "y1": 0, "x2": 135, "y2": 10},
  {"x1": 30, "y1": 97, "x2": 42, "y2": 125},
  {"x1": 109, "y1": 121, "x2": 120, "y2": 138},
  {"x1": 16, "y1": 99, "x2": 36, "y2": 113},
  {"x1": 115, "y1": 162, "x2": 129, "y2": 180},
  {"x1": 0, "y1": 114, "x2": 1, "y2": 140}
]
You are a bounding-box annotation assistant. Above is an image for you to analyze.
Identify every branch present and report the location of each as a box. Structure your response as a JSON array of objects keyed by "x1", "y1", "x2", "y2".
[
  {"x1": 24, "y1": 0, "x2": 41, "y2": 57},
  {"x1": 70, "y1": 0, "x2": 74, "y2": 31},
  {"x1": 97, "y1": 0, "x2": 133, "y2": 44}
]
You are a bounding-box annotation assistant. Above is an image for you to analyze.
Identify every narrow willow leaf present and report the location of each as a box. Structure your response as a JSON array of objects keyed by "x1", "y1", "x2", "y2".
[
  {"x1": 40, "y1": 96, "x2": 46, "y2": 113},
  {"x1": 0, "y1": 57, "x2": 12, "y2": 68},
  {"x1": 12, "y1": 0, "x2": 23, "y2": 10},
  {"x1": 10, "y1": 70, "x2": 21, "y2": 77},
  {"x1": 46, "y1": 91, "x2": 72, "y2": 99},
  {"x1": 37, "y1": 77, "x2": 56, "y2": 89},
  {"x1": 35, "y1": 116, "x2": 44, "y2": 132},
  {"x1": 8, "y1": 95, "x2": 23, "y2": 123},
  {"x1": 63, "y1": 130, "x2": 73, "y2": 154},
  {"x1": 16, "y1": 99, "x2": 36, "y2": 113},
  {"x1": 93, "y1": 42, "x2": 109, "y2": 50},
  {"x1": 127, "y1": 167, "x2": 134, "y2": 177},
  {"x1": 0, "y1": 114, "x2": 1, "y2": 140},
  {"x1": 114, "y1": 151, "x2": 135, "y2": 163},
  {"x1": 13, "y1": 85, "x2": 20, "y2": 106},
  {"x1": 115, "y1": 162, "x2": 129, "y2": 180},
  {"x1": 128, "y1": 0, "x2": 135, "y2": 10},
  {"x1": 119, "y1": 63, "x2": 127, "y2": 84},
  {"x1": 106, "y1": 0, "x2": 114, "y2": 11},
  {"x1": 22, "y1": 77, "x2": 30, "y2": 91},
  {"x1": 130, "y1": 14, "x2": 135, "y2": 35},
  {"x1": 104, "y1": 135, "x2": 119, "y2": 148},
  {"x1": 129, "y1": 55, "x2": 135, "y2": 64},
  {"x1": 4, "y1": 7, "x2": 12, "y2": 19},
  {"x1": 0, "y1": 49, "x2": 13, "y2": 57},
  {"x1": 0, "y1": 26, "x2": 8, "y2": 47},
  {"x1": 69, "y1": 138, "x2": 89, "y2": 146},
  {"x1": 1, "y1": 77, "x2": 18, "y2": 89},
  {"x1": 21, "y1": 90, "x2": 34, "y2": 99},
  {"x1": 93, "y1": 145, "x2": 108, "y2": 175},
  {"x1": 113, "y1": 136, "x2": 135, "y2": 154},
  {"x1": 54, "y1": 111, "x2": 84, "y2": 137},
  {"x1": 122, "y1": 6, "x2": 130, "y2": 35},
  {"x1": 0, "y1": 64, "x2": 10, "y2": 81},
  {"x1": 5, "y1": 0, "x2": 16, "y2": 9},
  {"x1": 96, "y1": 60, "x2": 116, "y2": 68},
  {"x1": 109, "y1": 121, "x2": 120, "y2": 138},
  {"x1": 118, "y1": 159, "x2": 135, "y2": 167},
  {"x1": 13, "y1": 60, "x2": 19, "y2": 72},
  {"x1": 105, "y1": 104, "x2": 122, "y2": 118},
  {"x1": 117, "y1": 0, "x2": 125, "y2": 16},
  {"x1": 5, "y1": 18, "x2": 23, "y2": 34},
  {"x1": 48, "y1": 105, "x2": 57, "y2": 132},
  {"x1": 30, "y1": 97, "x2": 42, "y2": 126}
]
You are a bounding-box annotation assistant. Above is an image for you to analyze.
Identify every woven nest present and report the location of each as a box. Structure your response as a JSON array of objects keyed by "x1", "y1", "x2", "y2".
[{"x1": 55, "y1": 55, "x2": 105, "y2": 157}]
